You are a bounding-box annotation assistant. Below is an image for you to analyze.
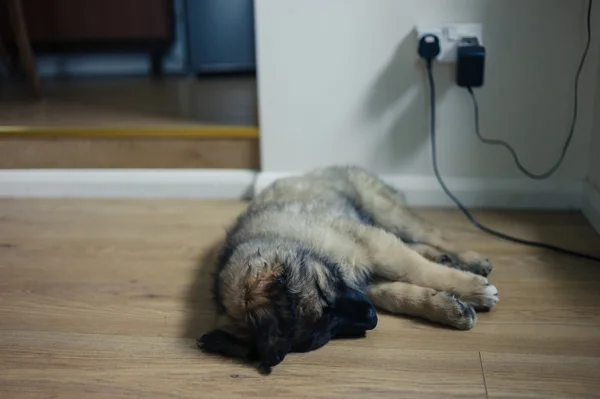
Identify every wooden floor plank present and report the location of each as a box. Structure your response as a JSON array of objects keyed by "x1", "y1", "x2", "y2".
[
  {"x1": 1, "y1": 199, "x2": 600, "y2": 397},
  {"x1": 0, "y1": 331, "x2": 486, "y2": 399},
  {"x1": 480, "y1": 352, "x2": 600, "y2": 399},
  {"x1": 0, "y1": 138, "x2": 260, "y2": 169}
]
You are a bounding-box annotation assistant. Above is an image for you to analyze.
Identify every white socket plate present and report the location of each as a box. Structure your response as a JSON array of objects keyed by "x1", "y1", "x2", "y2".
[{"x1": 416, "y1": 23, "x2": 483, "y2": 63}]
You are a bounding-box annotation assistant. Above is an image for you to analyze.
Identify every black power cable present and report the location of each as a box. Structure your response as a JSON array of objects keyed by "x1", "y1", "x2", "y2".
[
  {"x1": 423, "y1": 0, "x2": 600, "y2": 263},
  {"x1": 426, "y1": 63, "x2": 600, "y2": 263},
  {"x1": 465, "y1": 0, "x2": 593, "y2": 179}
]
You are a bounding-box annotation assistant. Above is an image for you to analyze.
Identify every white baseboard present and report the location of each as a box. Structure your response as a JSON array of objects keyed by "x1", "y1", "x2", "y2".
[
  {"x1": 0, "y1": 169, "x2": 584, "y2": 209},
  {"x1": 583, "y1": 180, "x2": 600, "y2": 234},
  {"x1": 0, "y1": 169, "x2": 257, "y2": 199},
  {"x1": 255, "y1": 172, "x2": 583, "y2": 209}
]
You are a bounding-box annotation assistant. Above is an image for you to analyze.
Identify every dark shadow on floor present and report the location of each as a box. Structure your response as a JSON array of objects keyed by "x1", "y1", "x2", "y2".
[
  {"x1": 179, "y1": 237, "x2": 272, "y2": 371},
  {"x1": 181, "y1": 238, "x2": 222, "y2": 344}
]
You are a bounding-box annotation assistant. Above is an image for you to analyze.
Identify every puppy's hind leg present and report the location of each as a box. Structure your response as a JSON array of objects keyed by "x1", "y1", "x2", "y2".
[
  {"x1": 344, "y1": 167, "x2": 492, "y2": 277},
  {"x1": 406, "y1": 242, "x2": 492, "y2": 278},
  {"x1": 334, "y1": 221, "x2": 499, "y2": 311},
  {"x1": 367, "y1": 281, "x2": 477, "y2": 330}
]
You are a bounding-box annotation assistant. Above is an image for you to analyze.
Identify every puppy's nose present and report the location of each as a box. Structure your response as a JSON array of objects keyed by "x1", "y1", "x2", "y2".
[{"x1": 365, "y1": 308, "x2": 378, "y2": 330}]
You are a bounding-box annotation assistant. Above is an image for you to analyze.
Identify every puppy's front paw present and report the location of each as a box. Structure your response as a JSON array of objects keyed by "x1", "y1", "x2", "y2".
[
  {"x1": 436, "y1": 292, "x2": 477, "y2": 330},
  {"x1": 461, "y1": 276, "x2": 499, "y2": 311}
]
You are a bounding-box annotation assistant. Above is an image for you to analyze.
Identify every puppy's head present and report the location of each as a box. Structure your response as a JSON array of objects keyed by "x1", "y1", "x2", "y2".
[
  {"x1": 210, "y1": 249, "x2": 297, "y2": 372},
  {"x1": 202, "y1": 247, "x2": 377, "y2": 373}
]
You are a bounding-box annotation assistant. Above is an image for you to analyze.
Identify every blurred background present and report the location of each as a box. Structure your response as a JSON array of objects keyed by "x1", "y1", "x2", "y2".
[
  {"x1": 0, "y1": 0, "x2": 598, "y2": 208},
  {"x1": 0, "y1": 0, "x2": 259, "y2": 170},
  {"x1": 1, "y1": 2, "x2": 600, "y2": 396}
]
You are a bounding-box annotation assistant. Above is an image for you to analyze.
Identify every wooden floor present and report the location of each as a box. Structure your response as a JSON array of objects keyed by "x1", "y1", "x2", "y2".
[
  {"x1": 1, "y1": 200, "x2": 600, "y2": 398},
  {"x1": 0, "y1": 75, "x2": 258, "y2": 127},
  {"x1": 0, "y1": 138, "x2": 260, "y2": 169}
]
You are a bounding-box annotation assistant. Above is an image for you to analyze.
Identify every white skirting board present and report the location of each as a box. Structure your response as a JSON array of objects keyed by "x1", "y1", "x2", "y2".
[
  {"x1": 255, "y1": 172, "x2": 583, "y2": 209},
  {"x1": 0, "y1": 169, "x2": 584, "y2": 209},
  {"x1": 0, "y1": 169, "x2": 257, "y2": 199},
  {"x1": 582, "y1": 181, "x2": 600, "y2": 234}
]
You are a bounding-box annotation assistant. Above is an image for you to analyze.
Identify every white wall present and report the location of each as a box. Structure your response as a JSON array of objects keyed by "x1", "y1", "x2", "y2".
[
  {"x1": 256, "y1": 0, "x2": 600, "y2": 185},
  {"x1": 583, "y1": 37, "x2": 600, "y2": 231},
  {"x1": 589, "y1": 83, "x2": 600, "y2": 189}
]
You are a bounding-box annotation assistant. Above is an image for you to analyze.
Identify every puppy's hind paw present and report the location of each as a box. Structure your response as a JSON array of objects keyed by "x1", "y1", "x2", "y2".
[{"x1": 458, "y1": 251, "x2": 493, "y2": 277}]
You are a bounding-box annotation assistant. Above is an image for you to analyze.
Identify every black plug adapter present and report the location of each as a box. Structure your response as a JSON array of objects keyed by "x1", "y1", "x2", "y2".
[
  {"x1": 418, "y1": 34, "x2": 441, "y2": 66},
  {"x1": 456, "y1": 37, "x2": 486, "y2": 88}
]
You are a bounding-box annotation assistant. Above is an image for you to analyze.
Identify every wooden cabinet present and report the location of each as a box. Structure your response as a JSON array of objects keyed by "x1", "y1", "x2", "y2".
[{"x1": 0, "y1": 0, "x2": 174, "y2": 74}]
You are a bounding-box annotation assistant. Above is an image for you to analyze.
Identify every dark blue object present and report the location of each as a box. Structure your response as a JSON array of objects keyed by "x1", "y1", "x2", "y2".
[
  {"x1": 456, "y1": 38, "x2": 486, "y2": 88},
  {"x1": 418, "y1": 34, "x2": 441, "y2": 63},
  {"x1": 185, "y1": 0, "x2": 256, "y2": 74}
]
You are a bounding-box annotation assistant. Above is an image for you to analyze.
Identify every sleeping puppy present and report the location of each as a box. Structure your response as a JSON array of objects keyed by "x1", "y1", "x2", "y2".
[{"x1": 199, "y1": 166, "x2": 498, "y2": 373}]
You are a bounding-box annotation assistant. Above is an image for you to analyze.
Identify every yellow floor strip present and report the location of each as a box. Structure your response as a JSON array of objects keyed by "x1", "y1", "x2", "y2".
[{"x1": 0, "y1": 125, "x2": 259, "y2": 139}]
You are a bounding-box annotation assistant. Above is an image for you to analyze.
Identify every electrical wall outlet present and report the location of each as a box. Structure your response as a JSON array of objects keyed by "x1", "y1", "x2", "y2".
[{"x1": 416, "y1": 23, "x2": 483, "y2": 63}]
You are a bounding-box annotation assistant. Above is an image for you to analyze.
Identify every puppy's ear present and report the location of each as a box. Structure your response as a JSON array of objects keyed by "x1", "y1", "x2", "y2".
[
  {"x1": 333, "y1": 286, "x2": 378, "y2": 331},
  {"x1": 198, "y1": 329, "x2": 257, "y2": 360},
  {"x1": 254, "y1": 313, "x2": 292, "y2": 374},
  {"x1": 248, "y1": 276, "x2": 295, "y2": 374}
]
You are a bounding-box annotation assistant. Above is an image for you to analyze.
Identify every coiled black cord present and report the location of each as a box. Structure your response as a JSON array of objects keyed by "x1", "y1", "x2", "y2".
[
  {"x1": 465, "y1": 0, "x2": 593, "y2": 179},
  {"x1": 425, "y1": 56, "x2": 600, "y2": 262}
]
